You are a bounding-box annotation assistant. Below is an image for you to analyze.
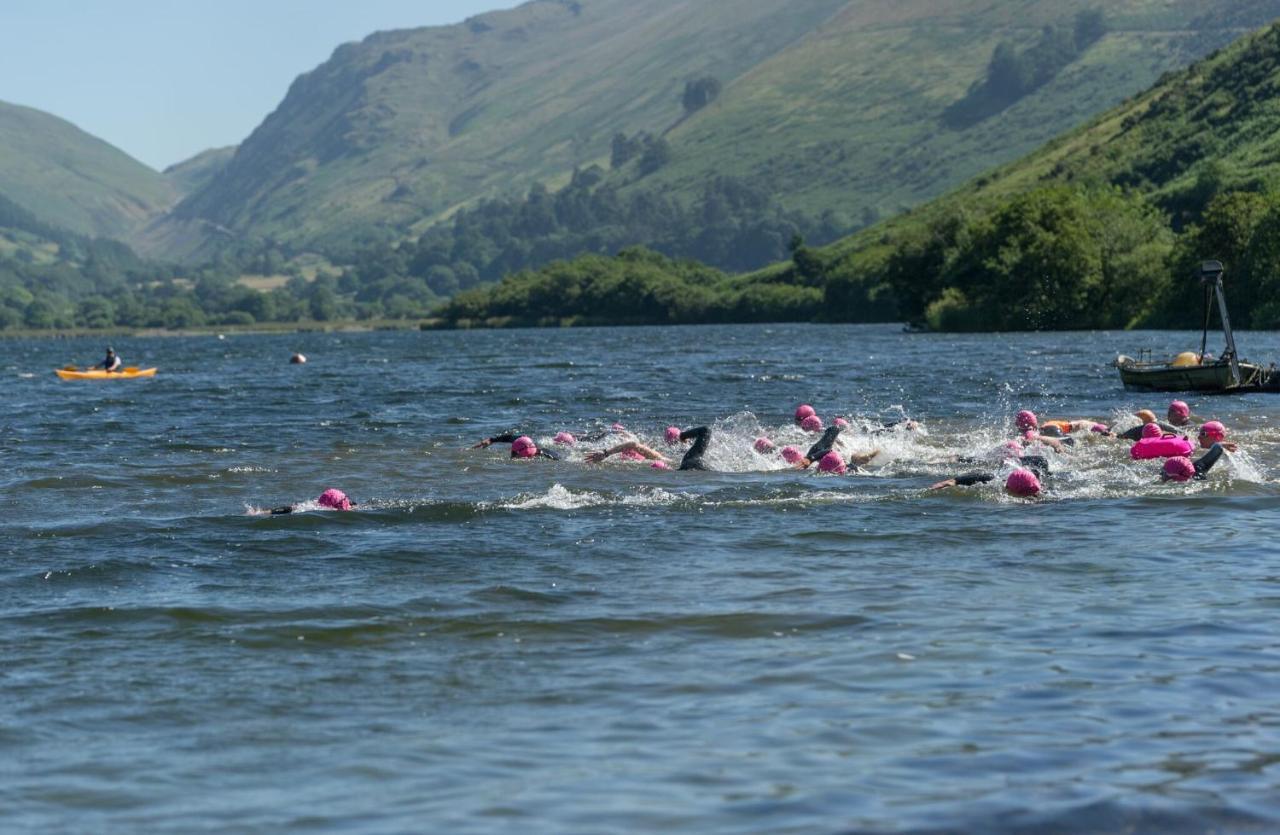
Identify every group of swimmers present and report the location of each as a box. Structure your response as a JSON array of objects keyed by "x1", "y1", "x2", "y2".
[
  {"x1": 272, "y1": 398, "x2": 1239, "y2": 512},
  {"x1": 929, "y1": 398, "x2": 1236, "y2": 497}
]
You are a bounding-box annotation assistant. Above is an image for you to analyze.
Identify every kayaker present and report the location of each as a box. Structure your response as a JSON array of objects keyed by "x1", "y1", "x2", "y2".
[
  {"x1": 270, "y1": 488, "x2": 356, "y2": 515},
  {"x1": 472, "y1": 433, "x2": 561, "y2": 460},
  {"x1": 99, "y1": 347, "x2": 122, "y2": 372}
]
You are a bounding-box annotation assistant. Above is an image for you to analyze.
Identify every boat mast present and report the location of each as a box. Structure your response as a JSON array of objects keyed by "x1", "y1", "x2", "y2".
[{"x1": 1200, "y1": 260, "x2": 1241, "y2": 386}]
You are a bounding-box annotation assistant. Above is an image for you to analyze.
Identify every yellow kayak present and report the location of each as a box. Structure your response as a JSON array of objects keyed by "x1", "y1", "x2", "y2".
[{"x1": 55, "y1": 367, "x2": 157, "y2": 380}]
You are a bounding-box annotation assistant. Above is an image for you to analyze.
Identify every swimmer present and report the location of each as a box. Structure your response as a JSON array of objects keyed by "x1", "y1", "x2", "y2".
[
  {"x1": 1160, "y1": 443, "x2": 1228, "y2": 482},
  {"x1": 269, "y1": 488, "x2": 356, "y2": 515},
  {"x1": 1197, "y1": 421, "x2": 1238, "y2": 453},
  {"x1": 791, "y1": 424, "x2": 879, "y2": 471},
  {"x1": 1167, "y1": 400, "x2": 1197, "y2": 427},
  {"x1": 471, "y1": 433, "x2": 561, "y2": 460},
  {"x1": 584, "y1": 438, "x2": 669, "y2": 465},
  {"x1": 929, "y1": 455, "x2": 1050, "y2": 491},
  {"x1": 590, "y1": 426, "x2": 708, "y2": 470},
  {"x1": 1114, "y1": 409, "x2": 1180, "y2": 441}
]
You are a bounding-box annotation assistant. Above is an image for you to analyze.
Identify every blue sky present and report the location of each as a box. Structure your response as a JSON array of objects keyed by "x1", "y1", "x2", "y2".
[{"x1": 0, "y1": 0, "x2": 511, "y2": 170}]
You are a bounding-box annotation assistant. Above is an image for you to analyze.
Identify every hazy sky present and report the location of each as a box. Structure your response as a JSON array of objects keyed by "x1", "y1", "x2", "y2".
[{"x1": 0, "y1": 0, "x2": 513, "y2": 170}]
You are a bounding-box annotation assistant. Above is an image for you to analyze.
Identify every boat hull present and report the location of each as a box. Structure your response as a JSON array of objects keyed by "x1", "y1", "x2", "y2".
[
  {"x1": 55, "y1": 368, "x2": 157, "y2": 380},
  {"x1": 1116, "y1": 360, "x2": 1263, "y2": 392}
]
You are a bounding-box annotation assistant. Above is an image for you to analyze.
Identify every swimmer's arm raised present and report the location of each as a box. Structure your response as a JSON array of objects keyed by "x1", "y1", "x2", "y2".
[{"x1": 472, "y1": 432, "x2": 521, "y2": 449}]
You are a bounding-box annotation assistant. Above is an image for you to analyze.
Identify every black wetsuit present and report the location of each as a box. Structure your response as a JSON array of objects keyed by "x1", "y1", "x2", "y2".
[
  {"x1": 486, "y1": 432, "x2": 561, "y2": 460},
  {"x1": 804, "y1": 426, "x2": 843, "y2": 463},
  {"x1": 1117, "y1": 421, "x2": 1180, "y2": 441},
  {"x1": 952, "y1": 455, "x2": 1050, "y2": 487},
  {"x1": 678, "y1": 426, "x2": 711, "y2": 471},
  {"x1": 872, "y1": 418, "x2": 915, "y2": 435},
  {"x1": 1190, "y1": 443, "x2": 1226, "y2": 479},
  {"x1": 100, "y1": 353, "x2": 121, "y2": 371}
]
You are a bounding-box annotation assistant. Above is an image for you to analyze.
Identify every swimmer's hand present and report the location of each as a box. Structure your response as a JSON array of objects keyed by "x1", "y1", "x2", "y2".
[
  {"x1": 471, "y1": 438, "x2": 493, "y2": 449},
  {"x1": 1222, "y1": 441, "x2": 1240, "y2": 453},
  {"x1": 929, "y1": 479, "x2": 957, "y2": 490},
  {"x1": 585, "y1": 450, "x2": 609, "y2": 464}
]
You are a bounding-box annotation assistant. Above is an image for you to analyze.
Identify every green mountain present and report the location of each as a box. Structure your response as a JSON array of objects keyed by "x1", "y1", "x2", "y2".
[
  {"x1": 163, "y1": 146, "x2": 237, "y2": 197},
  {"x1": 157, "y1": 0, "x2": 850, "y2": 258},
  {"x1": 0, "y1": 100, "x2": 175, "y2": 239},
  {"x1": 153, "y1": 0, "x2": 1280, "y2": 263},
  {"x1": 437, "y1": 17, "x2": 1280, "y2": 330}
]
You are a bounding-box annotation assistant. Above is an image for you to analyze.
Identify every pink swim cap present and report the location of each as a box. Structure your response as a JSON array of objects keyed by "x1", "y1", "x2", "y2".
[
  {"x1": 1005, "y1": 469, "x2": 1041, "y2": 497},
  {"x1": 553, "y1": 431, "x2": 576, "y2": 446},
  {"x1": 754, "y1": 437, "x2": 775, "y2": 454},
  {"x1": 1169, "y1": 400, "x2": 1190, "y2": 420},
  {"x1": 1090, "y1": 423, "x2": 1109, "y2": 433},
  {"x1": 611, "y1": 422, "x2": 626, "y2": 431},
  {"x1": 317, "y1": 488, "x2": 352, "y2": 510},
  {"x1": 664, "y1": 426, "x2": 681, "y2": 445},
  {"x1": 817, "y1": 451, "x2": 847, "y2": 474},
  {"x1": 511, "y1": 436, "x2": 538, "y2": 458},
  {"x1": 834, "y1": 417, "x2": 850, "y2": 428},
  {"x1": 1015, "y1": 410, "x2": 1038, "y2": 431},
  {"x1": 999, "y1": 440, "x2": 1023, "y2": 459},
  {"x1": 1199, "y1": 420, "x2": 1226, "y2": 442},
  {"x1": 650, "y1": 460, "x2": 671, "y2": 470},
  {"x1": 780, "y1": 445, "x2": 802, "y2": 464},
  {"x1": 801, "y1": 414, "x2": 823, "y2": 432},
  {"x1": 794, "y1": 404, "x2": 816, "y2": 423},
  {"x1": 1141, "y1": 422, "x2": 1163, "y2": 439},
  {"x1": 1022, "y1": 429, "x2": 1036, "y2": 440},
  {"x1": 1163, "y1": 456, "x2": 1196, "y2": 482}
]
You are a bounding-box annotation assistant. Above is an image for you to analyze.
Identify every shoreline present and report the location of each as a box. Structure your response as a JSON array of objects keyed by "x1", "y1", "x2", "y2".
[{"x1": 0, "y1": 318, "x2": 436, "y2": 340}]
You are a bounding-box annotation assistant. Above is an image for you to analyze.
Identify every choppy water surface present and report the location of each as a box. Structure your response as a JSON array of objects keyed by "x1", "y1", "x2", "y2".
[{"x1": 3, "y1": 324, "x2": 1280, "y2": 833}]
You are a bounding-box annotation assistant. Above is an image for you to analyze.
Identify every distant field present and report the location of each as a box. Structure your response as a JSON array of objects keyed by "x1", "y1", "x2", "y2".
[{"x1": 237, "y1": 274, "x2": 294, "y2": 292}]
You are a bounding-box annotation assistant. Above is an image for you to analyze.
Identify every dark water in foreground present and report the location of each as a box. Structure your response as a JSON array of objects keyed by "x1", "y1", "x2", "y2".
[{"x1": 3, "y1": 324, "x2": 1280, "y2": 834}]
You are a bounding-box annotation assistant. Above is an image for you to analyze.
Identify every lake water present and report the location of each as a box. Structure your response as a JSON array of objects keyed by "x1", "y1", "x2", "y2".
[{"x1": 3, "y1": 324, "x2": 1280, "y2": 834}]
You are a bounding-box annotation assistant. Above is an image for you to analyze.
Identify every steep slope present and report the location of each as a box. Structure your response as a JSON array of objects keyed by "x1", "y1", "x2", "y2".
[
  {"x1": 643, "y1": 0, "x2": 1280, "y2": 220},
  {"x1": 0, "y1": 101, "x2": 176, "y2": 239},
  {"x1": 435, "y1": 17, "x2": 1280, "y2": 329},
  {"x1": 163, "y1": 146, "x2": 236, "y2": 197},
  {"x1": 155, "y1": 0, "x2": 1280, "y2": 264},
  {"x1": 160, "y1": 0, "x2": 849, "y2": 254}
]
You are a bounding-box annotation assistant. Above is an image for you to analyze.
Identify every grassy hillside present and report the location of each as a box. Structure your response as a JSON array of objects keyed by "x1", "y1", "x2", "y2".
[
  {"x1": 436, "y1": 18, "x2": 1280, "y2": 331},
  {"x1": 163, "y1": 146, "x2": 237, "y2": 197},
  {"x1": 641, "y1": 0, "x2": 1280, "y2": 221},
  {"x1": 152, "y1": 0, "x2": 1280, "y2": 263},
  {"x1": 158, "y1": 0, "x2": 849, "y2": 257},
  {"x1": 0, "y1": 101, "x2": 176, "y2": 239}
]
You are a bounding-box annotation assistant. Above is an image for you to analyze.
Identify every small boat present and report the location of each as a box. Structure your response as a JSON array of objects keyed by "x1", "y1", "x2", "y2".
[
  {"x1": 1115, "y1": 260, "x2": 1274, "y2": 393},
  {"x1": 55, "y1": 366, "x2": 158, "y2": 380}
]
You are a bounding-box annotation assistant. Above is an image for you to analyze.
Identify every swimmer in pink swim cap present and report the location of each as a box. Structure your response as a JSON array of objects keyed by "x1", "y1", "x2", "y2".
[
  {"x1": 1160, "y1": 438, "x2": 1230, "y2": 482},
  {"x1": 589, "y1": 426, "x2": 713, "y2": 471},
  {"x1": 794, "y1": 404, "x2": 816, "y2": 425},
  {"x1": 471, "y1": 432, "x2": 561, "y2": 460},
  {"x1": 269, "y1": 488, "x2": 357, "y2": 515}
]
